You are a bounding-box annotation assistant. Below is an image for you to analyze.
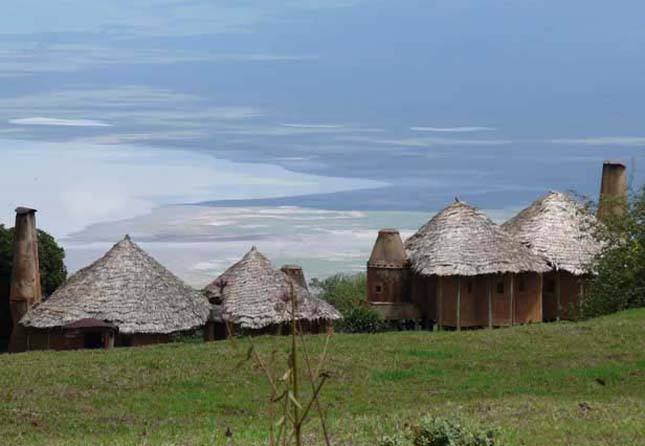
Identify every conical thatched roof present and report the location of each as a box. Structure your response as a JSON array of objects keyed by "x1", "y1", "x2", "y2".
[
  {"x1": 203, "y1": 247, "x2": 342, "y2": 330},
  {"x1": 368, "y1": 229, "x2": 408, "y2": 268},
  {"x1": 405, "y1": 201, "x2": 550, "y2": 277},
  {"x1": 501, "y1": 191, "x2": 602, "y2": 275},
  {"x1": 20, "y1": 236, "x2": 210, "y2": 334}
]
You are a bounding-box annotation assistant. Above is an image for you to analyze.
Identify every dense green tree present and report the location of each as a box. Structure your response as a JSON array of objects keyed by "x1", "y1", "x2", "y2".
[
  {"x1": 582, "y1": 185, "x2": 645, "y2": 318},
  {"x1": 310, "y1": 273, "x2": 386, "y2": 332},
  {"x1": 310, "y1": 273, "x2": 367, "y2": 316},
  {"x1": 0, "y1": 225, "x2": 67, "y2": 297},
  {"x1": 0, "y1": 225, "x2": 12, "y2": 288}
]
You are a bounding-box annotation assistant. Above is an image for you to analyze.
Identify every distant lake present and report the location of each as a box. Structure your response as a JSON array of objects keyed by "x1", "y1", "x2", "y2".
[{"x1": 1, "y1": 137, "x2": 643, "y2": 283}]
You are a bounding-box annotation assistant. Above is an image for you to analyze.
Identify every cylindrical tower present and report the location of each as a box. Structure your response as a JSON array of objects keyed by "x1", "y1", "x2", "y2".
[
  {"x1": 598, "y1": 161, "x2": 628, "y2": 220},
  {"x1": 367, "y1": 229, "x2": 410, "y2": 304},
  {"x1": 8, "y1": 207, "x2": 42, "y2": 353}
]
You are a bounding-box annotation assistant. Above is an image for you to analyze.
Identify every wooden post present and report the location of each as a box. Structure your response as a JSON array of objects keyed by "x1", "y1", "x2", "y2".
[
  {"x1": 488, "y1": 276, "x2": 493, "y2": 329},
  {"x1": 509, "y1": 274, "x2": 514, "y2": 326},
  {"x1": 556, "y1": 273, "x2": 561, "y2": 321},
  {"x1": 438, "y1": 277, "x2": 443, "y2": 331},
  {"x1": 456, "y1": 277, "x2": 461, "y2": 331}
]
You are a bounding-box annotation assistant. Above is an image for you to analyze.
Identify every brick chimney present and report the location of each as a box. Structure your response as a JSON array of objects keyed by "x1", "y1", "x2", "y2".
[
  {"x1": 8, "y1": 207, "x2": 42, "y2": 353},
  {"x1": 281, "y1": 264, "x2": 308, "y2": 290},
  {"x1": 598, "y1": 161, "x2": 628, "y2": 220}
]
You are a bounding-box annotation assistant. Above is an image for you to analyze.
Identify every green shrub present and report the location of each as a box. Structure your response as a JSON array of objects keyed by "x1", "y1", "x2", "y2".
[
  {"x1": 582, "y1": 185, "x2": 645, "y2": 318},
  {"x1": 338, "y1": 306, "x2": 385, "y2": 333},
  {"x1": 310, "y1": 273, "x2": 383, "y2": 332},
  {"x1": 170, "y1": 330, "x2": 204, "y2": 344},
  {"x1": 378, "y1": 416, "x2": 499, "y2": 446},
  {"x1": 379, "y1": 433, "x2": 406, "y2": 446},
  {"x1": 0, "y1": 225, "x2": 67, "y2": 296},
  {"x1": 412, "y1": 417, "x2": 497, "y2": 446},
  {"x1": 310, "y1": 273, "x2": 366, "y2": 316}
]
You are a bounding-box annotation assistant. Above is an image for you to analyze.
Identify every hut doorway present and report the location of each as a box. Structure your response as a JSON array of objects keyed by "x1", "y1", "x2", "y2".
[
  {"x1": 83, "y1": 332, "x2": 104, "y2": 349},
  {"x1": 542, "y1": 272, "x2": 558, "y2": 321}
]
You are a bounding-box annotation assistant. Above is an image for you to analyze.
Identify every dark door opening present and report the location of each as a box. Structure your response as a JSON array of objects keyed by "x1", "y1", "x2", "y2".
[{"x1": 84, "y1": 332, "x2": 103, "y2": 349}]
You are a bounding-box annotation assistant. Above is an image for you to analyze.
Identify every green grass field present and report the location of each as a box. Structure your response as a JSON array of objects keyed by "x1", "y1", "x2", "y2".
[{"x1": 0, "y1": 309, "x2": 643, "y2": 446}]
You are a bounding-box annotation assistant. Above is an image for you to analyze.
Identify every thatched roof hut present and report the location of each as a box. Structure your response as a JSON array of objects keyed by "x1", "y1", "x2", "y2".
[
  {"x1": 20, "y1": 235, "x2": 210, "y2": 335},
  {"x1": 405, "y1": 201, "x2": 550, "y2": 276},
  {"x1": 501, "y1": 191, "x2": 602, "y2": 275},
  {"x1": 405, "y1": 201, "x2": 550, "y2": 329},
  {"x1": 203, "y1": 247, "x2": 341, "y2": 331}
]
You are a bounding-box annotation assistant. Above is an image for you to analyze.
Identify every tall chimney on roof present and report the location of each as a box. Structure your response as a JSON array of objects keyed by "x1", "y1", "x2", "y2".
[
  {"x1": 8, "y1": 207, "x2": 42, "y2": 353},
  {"x1": 598, "y1": 161, "x2": 628, "y2": 220},
  {"x1": 281, "y1": 264, "x2": 308, "y2": 290}
]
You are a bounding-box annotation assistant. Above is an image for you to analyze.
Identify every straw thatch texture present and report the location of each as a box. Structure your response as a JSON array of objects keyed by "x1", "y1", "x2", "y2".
[
  {"x1": 203, "y1": 247, "x2": 342, "y2": 330},
  {"x1": 501, "y1": 191, "x2": 602, "y2": 275},
  {"x1": 405, "y1": 201, "x2": 550, "y2": 277},
  {"x1": 20, "y1": 236, "x2": 210, "y2": 334}
]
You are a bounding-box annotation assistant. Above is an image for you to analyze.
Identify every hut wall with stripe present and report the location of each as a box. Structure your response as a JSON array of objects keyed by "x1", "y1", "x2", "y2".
[
  {"x1": 24, "y1": 330, "x2": 169, "y2": 351},
  {"x1": 405, "y1": 201, "x2": 549, "y2": 329},
  {"x1": 410, "y1": 274, "x2": 437, "y2": 322},
  {"x1": 501, "y1": 191, "x2": 602, "y2": 321},
  {"x1": 432, "y1": 272, "x2": 542, "y2": 329},
  {"x1": 542, "y1": 271, "x2": 585, "y2": 321}
]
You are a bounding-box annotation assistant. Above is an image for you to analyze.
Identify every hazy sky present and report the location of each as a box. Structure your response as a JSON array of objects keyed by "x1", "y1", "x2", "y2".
[{"x1": 1, "y1": 1, "x2": 644, "y2": 279}]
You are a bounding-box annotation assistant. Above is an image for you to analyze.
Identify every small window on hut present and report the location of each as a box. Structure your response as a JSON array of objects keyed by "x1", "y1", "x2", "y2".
[
  {"x1": 518, "y1": 278, "x2": 526, "y2": 292},
  {"x1": 496, "y1": 281, "x2": 504, "y2": 294},
  {"x1": 375, "y1": 284, "x2": 383, "y2": 293},
  {"x1": 545, "y1": 279, "x2": 555, "y2": 293}
]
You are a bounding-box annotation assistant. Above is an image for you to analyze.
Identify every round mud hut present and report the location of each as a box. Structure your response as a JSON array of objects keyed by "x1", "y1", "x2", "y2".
[
  {"x1": 405, "y1": 200, "x2": 550, "y2": 329},
  {"x1": 202, "y1": 247, "x2": 342, "y2": 340},
  {"x1": 501, "y1": 191, "x2": 602, "y2": 320},
  {"x1": 20, "y1": 235, "x2": 210, "y2": 350}
]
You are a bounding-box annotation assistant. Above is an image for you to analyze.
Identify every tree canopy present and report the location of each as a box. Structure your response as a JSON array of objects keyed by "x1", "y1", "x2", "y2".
[
  {"x1": 309, "y1": 273, "x2": 386, "y2": 332},
  {"x1": 309, "y1": 273, "x2": 366, "y2": 316},
  {"x1": 582, "y1": 185, "x2": 645, "y2": 318},
  {"x1": 0, "y1": 225, "x2": 67, "y2": 297}
]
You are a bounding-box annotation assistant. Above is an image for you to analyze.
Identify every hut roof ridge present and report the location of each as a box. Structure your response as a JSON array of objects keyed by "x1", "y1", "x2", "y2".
[
  {"x1": 405, "y1": 201, "x2": 550, "y2": 276},
  {"x1": 501, "y1": 191, "x2": 603, "y2": 275},
  {"x1": 203, "y1": 247, "x2": 341, "y2": 329}
]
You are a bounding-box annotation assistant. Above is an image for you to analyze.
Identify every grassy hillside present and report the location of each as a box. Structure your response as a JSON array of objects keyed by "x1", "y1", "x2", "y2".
[{"x1": 0, "y1": 310, "x2": 643, "y2": 446}]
